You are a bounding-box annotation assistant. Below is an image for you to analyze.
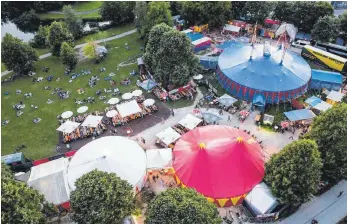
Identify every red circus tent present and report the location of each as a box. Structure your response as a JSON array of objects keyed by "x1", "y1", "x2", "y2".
[{"x1": 173, "y1": 126, "x2": 264, "y2": 207}]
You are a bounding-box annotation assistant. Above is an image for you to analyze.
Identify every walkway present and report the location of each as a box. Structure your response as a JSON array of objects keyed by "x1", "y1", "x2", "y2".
[
  {"x1": 1, "y1": 29, "x2": 137, "y2": 77},
  {"x1": 281, "y1": 180, "x2": 347, "y2": 224}
]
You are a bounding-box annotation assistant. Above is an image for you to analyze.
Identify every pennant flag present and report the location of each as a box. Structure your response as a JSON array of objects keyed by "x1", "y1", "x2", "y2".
[
  {"x1": 206, "y1": 197, "x2": 215, "y2": 203},
  {"x1": 217, "y1": 198, "x2": 229, "y2": 207},
  {"x1": 230, "y1": 195, "x2": 242, "y2": 205}
]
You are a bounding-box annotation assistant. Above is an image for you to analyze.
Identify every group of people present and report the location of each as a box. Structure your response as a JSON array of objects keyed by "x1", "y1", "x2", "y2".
[
  {"x1": 62, "y1": 123, "x2": 108, "y2": 143},
  {"x1": 88, "y1": 76, "x2": 99, "y2": 88}
]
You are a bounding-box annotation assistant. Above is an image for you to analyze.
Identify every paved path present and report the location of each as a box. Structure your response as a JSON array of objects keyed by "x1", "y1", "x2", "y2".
[
  {"x1": 281, "y1": 180, "x2": 347, "y2": 224},
  {"x1": 1, "y1": 29, "x2": 137, "y2": 77}
]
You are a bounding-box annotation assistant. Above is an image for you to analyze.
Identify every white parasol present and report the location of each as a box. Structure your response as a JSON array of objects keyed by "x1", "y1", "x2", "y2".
[
  {"x1": 122, "y1": 92, "x2": 133, "y2": 100},
  {"x1": 77, "y1": 106, "x2": 88, "y2": 114},
  {"x1": 57, "y1": 121, "x2": 80, "y2": 133},
  {"x1": 143, "y1": 99, "x2": 155, "y2": 107},
  {"x1": 132, "y1": 89, "x2": 143, "y2": 97},
  {"x1": 107, "y1": 98, "x2": 120, "y2": 105},
  {"x1": 61, "y1": 111, "x2": 73, "y2": 119},
  {"x1": 106, "y1": 110, "x2": 118, "y2": 118},
  {"x1": 193, "y1": 74, "x2": 203, "y2": 80}
]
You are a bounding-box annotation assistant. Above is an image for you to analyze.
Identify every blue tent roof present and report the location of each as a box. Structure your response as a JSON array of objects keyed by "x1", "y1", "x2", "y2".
[
  {"x1": 252, "y1": 94, "x2": 266, "y2": 107},
  {"x1": 140, "y1": 79, "x2": 157, "y2": 91},
  {"x1": 305, "y1": 96, "x2": 322, "y2": 107},
  {"x1": 201, "y1": 112, "x2": 223, "y2": 124},
  {"x1": 186, "y1": 32, "x2": 204, "y2": 42},
  {"x1": 1, "y1": 152, "x2": 24, "y2": 164},
  {"x1": 284, "y1": 109, "x2": 316, "y2": 121},
  {"x1": 218, "y1": 44, "x2": 311, "y2": 92},
  {"x1": 216, "y1": 41, "x2": 246, "y2": 50},
  {"x1": 311, "y1": 69, "x2": 343, "y2": 84}
]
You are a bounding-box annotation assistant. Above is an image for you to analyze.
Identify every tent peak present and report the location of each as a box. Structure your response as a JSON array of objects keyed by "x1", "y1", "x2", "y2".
[
  {"x1": 236, "y1": 137, "x2": 243, "y2": 143},
  {"x1": 199, "y1": 142, "x2": 206, "y2": 150}
]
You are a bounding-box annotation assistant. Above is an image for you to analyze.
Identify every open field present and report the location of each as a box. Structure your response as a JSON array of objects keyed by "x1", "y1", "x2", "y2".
[
  {"x1": 72, "y1": 1, "x2": 102, "y2": 12},
  {"x1": 38, "y1": 11, "x2": 101, "y2": 21},
  {"x1": 1, "y1": 32, "x2": 143, "y2": 159}
]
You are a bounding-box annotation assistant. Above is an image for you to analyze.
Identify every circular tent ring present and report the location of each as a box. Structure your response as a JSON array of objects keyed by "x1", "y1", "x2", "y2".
[
  {"x1": 173, "y1": 125, "x2": 264, "y2": 207},
  {"x1": 217, "y1": 44, "x2": 311, "y2": 104},
  {"x1": 67, "y1": 136, "x2": 147, "y2": 193}
]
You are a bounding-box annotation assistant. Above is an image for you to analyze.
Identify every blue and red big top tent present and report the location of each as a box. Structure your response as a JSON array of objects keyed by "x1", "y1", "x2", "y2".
[{"x1": 216, "y1": 44, "x2": 312, "y2": 104}]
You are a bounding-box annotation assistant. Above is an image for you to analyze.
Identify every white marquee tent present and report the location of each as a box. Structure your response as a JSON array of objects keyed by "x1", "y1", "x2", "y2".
[
  {"x1": 223, "y1": 24, "x2": 241, "y2": 33},
  {"x1": 27, "y1": 158, "x2": 70, "y2": 205},
  {"x1": 116, "y1": 100, "x2": 142, "y2": 118},
  {"x1": 156, "y1": 127, "x2": 181, "y2": 146},
  {"x1": 313, "y1": 101, "x2": 332, "y2": 112},
  {"x1": 244, "y1": 182, "x2": 278, "y2": 215},
  {"x1": 56, "y1": 121, "x2": 81, "y2": 134},
  {"x1": 146, "y1": 148, "x2": 173, "y2": 169},
  {"x1": 67, "y1": 136, "x2": 147, "y2": 192},
  {"x1": 217, "y1": 94, "x2": 238, "y2": 107},
  {"x1": 327, "y1": 90, "x2": 344, "y2": 103},
  {"x1": 192, "y1": 37, "x2": 211, "y2": 46},
  {"x1": 179, "y1": 114, "x2": 202, "y2": 130},
  {"x1": 81, "y1": 115, "x2": 103, "y2": 127}
]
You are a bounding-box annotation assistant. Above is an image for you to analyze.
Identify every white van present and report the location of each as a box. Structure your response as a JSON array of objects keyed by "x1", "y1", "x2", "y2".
[{"x1": 292, "y1": 40, "x2": 310, "y2": 49}]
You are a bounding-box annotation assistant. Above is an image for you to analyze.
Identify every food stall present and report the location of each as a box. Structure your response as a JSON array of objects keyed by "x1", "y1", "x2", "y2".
[
  {"x1": 152, "y1": 86, "x2": 169, "y2": 102},
  {"x1": 116, "y1": 100, "x2": 143, "y2": 122},
  {"x1": 168, "y1": 84, "x2": 197, "y2": 101},
  {"x1": 155, "y1": 127, "x2": 181, "y2": 148},
  {"x1": 178, "y1": 114, "x2": 203, "y2": 131}
]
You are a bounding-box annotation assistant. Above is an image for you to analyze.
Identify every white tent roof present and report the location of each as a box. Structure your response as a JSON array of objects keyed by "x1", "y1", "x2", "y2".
[
  {"x1": 81, "y1": 115, "x2": 103, "y2": 127},
  {"x1": 116, "y1": 100, "x2": 142, "y2": 118},
  {"x1": 56, "y1": 121, "x2": 80, "y2": 134},
  {"x1": 67, "y1": 136, "x2": 147, "y2": 191},
  {"x1": 327, "y1": 90, "x2": 344, "y2": 102},
  {"x1": 245, "y1": 182, "x2": 278, "y2": 215},
  {"x1": 155, "y1": 127, "x2": 181, "y2": 146},
  {"x1": 146, "y1": 148, "x2": 173, "y2": 169},
  {"x1": 179, "y1": 114, "x2": 202, "y2": 130},
  {"x1": 27, "y1": 158, "x2": 70, "y2": 205},
  {"x1": 218, "y1": 94, "x2": 238, "y2": 107},
  {"x1": 314, "y1": 101, "x2": 333, "y2": 112},
  {"x1": 182, "y1": 29, "x2": 193, "y2": 34},
  {"x1": 192, "y1": 37, "x2": 211, "y2": 46},
  {"x1": 223, "y1": 24, "x2": 241, "y2": 33}
]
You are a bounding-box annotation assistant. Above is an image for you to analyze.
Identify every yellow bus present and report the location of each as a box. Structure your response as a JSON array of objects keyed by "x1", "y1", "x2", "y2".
[{"x1": 301, "y1": 45, "x2": 347, "y2": 74}]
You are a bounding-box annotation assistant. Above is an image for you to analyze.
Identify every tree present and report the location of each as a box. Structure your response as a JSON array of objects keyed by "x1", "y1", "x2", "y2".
[
  {"x1": 265, "y1": 140, "x2": 322, "y2": 207},
  {"x1": 13, "y1": 9, "x2": 40, "y2": 33},
  {"x1": 305, "y1": 103, "x2": 347, "y2": 183},
  {"x1": 311, "y1": 15, "x2": 341, "y2": 42},
  {"x1": 60, "y1": 42, "x2": 78, "y2": 69},
  {"x1": 32, "y1": 25, "x2": 49, "y2": 48},
  {"x1": 63, "y1": 5, "x2": 83, "y2": 39},
  {"x1": 134, "y1": 1, "x2": 148, "y2": 38},
  {"x1": 47, "y1": 21, "x2": 74, "y2": 56},
  {"x1": 145, "y1": 188, "x2": 222, "y2": 224},
  {"x1": 70, "y1": 170, "x2": 135, "y2": 224},
  {"x1": 230, "y1": 1, "x2": 247, "y2": 19},
  {"x1": 1, "y1": 33, "x2": 38, "y2": 74},
  {"x1": 242, "y1": 1, "x2": 272, "y2": 24},
  {"x1": 339, "y1": 12, "x2": 347, "y2": 38},
  {"x1": 1, "y1": 176, "x2": 57, "y2": 223},
  {"x1": 100, "y1": 2, "x2": 135, "y2": 26},
  {"x1": 83, "y1": 39, "x2": 98, "y2": 60},
  {"x1": 142, "y1": 2, "x2": 173, "y2": 39},
  {"x1": 143, "y1": 23, "x2": 173, "y2": 72},
  {"x1": 273, "y1": 1, "x2": 295, "y2": 23},
  {"x1": 153, "y1": 29, "x2": 201, "y2": 88},
  {"x1": 180, "y1": 2, "x2": 232, "y2": 28},
  {"x1": 170, "y1": 2, "x2": 181, "y2": 16},
  {"x1": 342, "y1": 94, "x2": 347, "y2": 104}
]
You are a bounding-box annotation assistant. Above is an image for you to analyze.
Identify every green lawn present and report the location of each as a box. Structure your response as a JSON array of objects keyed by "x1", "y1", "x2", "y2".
[
  {"x1": 1, "y1": 32, "x2": 143, "y2": 159},
  {"x1": 35, "y1": 48, "x2": 50, "y2": 57},
  {"x1": 1, "y1": 62, "x2": 6, "y2": 72},
  {"x1": 73, "y1": 1, "x2": 102, "y2": 12},
  {"x1": 38, "y1": 11, "x2": 101, "y2": 21},
  {"x1": 76, "y1": 23, "x2": 136, "y2": 44}
]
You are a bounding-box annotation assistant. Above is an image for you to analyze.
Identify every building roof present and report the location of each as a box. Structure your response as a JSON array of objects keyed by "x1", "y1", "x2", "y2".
[
  {"x1": 156, "y1": 127, "x2": 181, "y2": 146},
  {"x1": 245, "y1": 182, "x2": 278, "y2": 215},
  {"x1": 311, "y1": 69, "x2": 343, "y2": 84},
  {"x1": 284, "y1": 109, "x2": 316, "y2": 121},
  {"x1": 223, "y1": 24, "x2": 241, "y2": 33},
  {"x1": 327, "y1": 90, "x2": 344, "y2": 102},
  {"x1": 305, "y1": 96, "x2": 322, "y2": 107},
  {"x1": 178, "y1": 114, "x2": 202, "y2": 130},
  {"x1": 313, "y1": 101, "x2": 333, "y2": 112}
]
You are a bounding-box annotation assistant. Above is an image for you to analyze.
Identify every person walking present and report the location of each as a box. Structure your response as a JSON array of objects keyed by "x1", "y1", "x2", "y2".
[
  {"x1": 228, "y1": 115, "x2": 231, "y2": 122},
  {"x1": 338, "y1": 191, "x2": 344, "y2": 198},
  {"x1": 289, "y1": 136, "x2": 294, "y2": 140}
]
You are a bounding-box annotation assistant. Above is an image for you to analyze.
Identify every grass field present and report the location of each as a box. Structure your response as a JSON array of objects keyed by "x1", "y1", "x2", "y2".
[
  {"x1": 38, "y1": 11, "x2": 101, "y2": 21},
  {"x1": 73, "y1": 1, "x2": 102, "y2": 12},
  {"x1": 1, "y1": 32, "x2": 143, "y2": 159}
]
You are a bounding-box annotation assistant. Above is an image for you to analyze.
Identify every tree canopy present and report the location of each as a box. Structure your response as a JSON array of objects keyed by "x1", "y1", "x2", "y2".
[
  {"x1": 70, "y1": 170, "x2": 135, "y2": 224},
  {"x1": 134, "y1": 1, "x2": 148, "y2": 38},
  {"x1": 230, "y1": 1, "x2": 246, "y2": 20},
  {"x1": 144, "y1": 24, "x2": 200, "y2": 88},
  {"x1": 265, "y1": 140, "x2": 322, "y2": 207},
  {"x1": 47, "y1": 21, "x2": 74, "y2": 56},
  {"x1": 13, "y1": 9, "x2": 40, "y2": 33},
  {"x1": 100, "y1": 2, "x2": 135, "y2": 26},
  {"x1": 63, "y1": 5, "x2": 83, "y2": 39},
  {"x1": 242, "y1": 1, "x2": 273, "y2": 24},
  {"x1": 311, "y1": 15, "x2": 341, "y2": 42},
  {"x1": 305, "y1": 103, "x2": 347, "y2": 183},
  {"x1": 32, "y1": 25, "x2": 49, "y2": 48},
  {"x1": 180, "y1": 2, "x2": 232, "y2": 28},
  {"x1": 60, "y1": 42, "x2": 78, "y2": 69},
  {"x1": 1, "y1": 33, "x2": 38, "y2": 74},
  {"x1": 339, "y1": 11, "x2": 347, "y2": 38},
  {"x1": 83, "y1": 39, "x2": 98, "y2": 60},
  {"x1": 145, "y1": 188, "x2": 222, "y2": 224}
]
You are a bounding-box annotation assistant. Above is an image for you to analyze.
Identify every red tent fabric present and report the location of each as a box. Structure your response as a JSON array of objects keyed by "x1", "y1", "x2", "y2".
[{"x1": 173, "y1": 126, "x2": 264, "y2": 201}]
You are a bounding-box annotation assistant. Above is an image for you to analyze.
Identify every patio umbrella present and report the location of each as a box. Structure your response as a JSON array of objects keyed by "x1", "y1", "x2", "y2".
[
  {"x1": 143, "y1": 99, "x2": 155, "y2": 107},
  {"x1": 61, "y1": 111, "x2": 73, "y2": 119},
  {"x1": 77, "y1": 106, "x2": 88, "y2": 114},
  {"x1": 107, "y1": 98, "x2": 120, "y2": 105},
  {"x1": 281, "y1": 121, "x2": 289, "y2": 129},
  {"x1": 239, "y1": 110, "x2": 249, "y2": 117},
  {"x1": 193, "y1": 74, "x2": 203, "y2": 80},
  {"x1": 201, "y1": 112, "x2": 223, "y2": 124},
  {"x1": 106, "y1": 110, "x2": 118, "y2": 118},
  {"x1": 132, "y1": 89, "x2": 143, "y2": 97},
  {"x1": 122, "y1": 92, "x2": 133, "y2": 100}
]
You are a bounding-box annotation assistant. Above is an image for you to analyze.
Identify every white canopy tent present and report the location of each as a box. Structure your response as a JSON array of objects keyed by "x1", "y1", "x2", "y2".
[
  {"x1": 77, "y1": 106, "x2": 88, "y2": 114},
  {"x1": 108, "y1": 98, "x2": 120, "y2": 105},
  {"x1": 313, "y1": 101, "x2": 332, "y2": 112},
  {"x1": 217, "y1": 94, "x2": 238, "y2": 107},
  {"x1": 132, "y1": 89, "x2": 143, "y2": 97},
  {"x1": 179, "y1": 114, "x2": 202, "y2": 130},
  {"x1": 67, "y1": 136, "x2": 147, "y2": 192},
  {"x1": 27, "y1": 158, "x2": 70, "y2": 205},
  {"x1": 56, "y1": 121, "x2": 81, "y2": 134},
  {"x1": 155, "y1": 127, "x2": 181, "y2": 146},
  {"x1": 122, "y1": 92, "x2": 133, "y2": 100},
  {"x1": 81, "y1": 115, "x2": 103, "y2": 127},
  {"x1": 244, "y1": 182, "x2": 278, "y2": 215},
  {"x1": 116, "y1": 100, "x2": 142, "y2": 118},
  {"x1": 106, "y1": 110, "x2": 118, "y2": 118},
  {"x1": 223, "y1": 24, "x2": 241, "y2": 33},
  {"x1": 146, "y1": 148, "x2": 173, "y2": 169},
  {"x1": 327, "y1": 90, "x2": 344, "y2": 103}
]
